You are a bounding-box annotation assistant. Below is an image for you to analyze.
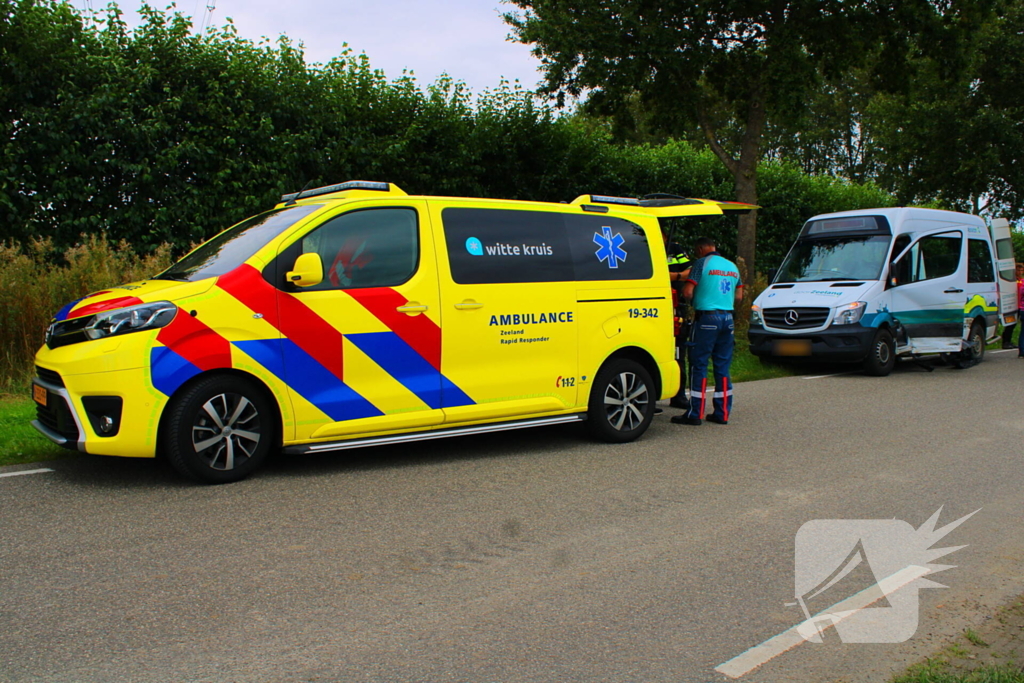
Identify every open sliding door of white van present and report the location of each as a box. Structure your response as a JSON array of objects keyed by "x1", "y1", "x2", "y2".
[{"x1": 991, "y1": 218, "x2": 1018, "y2": 325}]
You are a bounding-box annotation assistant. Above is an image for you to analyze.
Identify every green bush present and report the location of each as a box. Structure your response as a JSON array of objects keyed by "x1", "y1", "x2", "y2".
[{"x1": 0, "y1": 235, "x2": 172, "y2": 392}]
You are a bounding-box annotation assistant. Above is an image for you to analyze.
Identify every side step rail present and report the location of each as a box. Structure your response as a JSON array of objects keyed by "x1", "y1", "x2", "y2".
[{"x1": 283, "y1": 414, "x2": 587, "y2": 455}]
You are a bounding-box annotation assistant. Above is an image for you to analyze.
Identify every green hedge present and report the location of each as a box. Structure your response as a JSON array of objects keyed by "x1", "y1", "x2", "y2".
[{"x1": 2, "y1": 1, "x2": 895, "y2": 271}]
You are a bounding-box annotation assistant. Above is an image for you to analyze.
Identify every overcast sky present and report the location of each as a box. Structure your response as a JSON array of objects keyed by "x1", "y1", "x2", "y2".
[{"x1": 72, "y1": 1, "x2": 546, "y2": 95}]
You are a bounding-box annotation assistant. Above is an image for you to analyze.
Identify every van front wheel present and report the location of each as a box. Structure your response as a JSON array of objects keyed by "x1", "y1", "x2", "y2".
[
  {"x1": 587, "y1": 359, "x2": 656, "y2": 443},
  {"x1": 163, "y1": 375, "x2": 275, "y2": 484},
  {"x1": 863, "y1": 328, "x2": 896, "y2": 377}
]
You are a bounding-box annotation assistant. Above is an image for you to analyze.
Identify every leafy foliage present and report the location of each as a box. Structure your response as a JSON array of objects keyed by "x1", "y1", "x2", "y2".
[{"x1": 1, "y1": 1, "x2": 893, "y2": 263}]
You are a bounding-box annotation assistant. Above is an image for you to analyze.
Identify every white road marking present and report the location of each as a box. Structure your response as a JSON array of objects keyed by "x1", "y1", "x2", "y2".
[
  {"x1": 802, "y1": 373, "x2": 855, "y2": 380},
  {"x1": 714, "y1": 565, "x2": 931, "y2": 679},
  {"x1": 989, "y1": 349, "x2": 1018, "y2": 354},
  {"x1": 0, "y1": 468, "x2": 55, "y2": 479}
]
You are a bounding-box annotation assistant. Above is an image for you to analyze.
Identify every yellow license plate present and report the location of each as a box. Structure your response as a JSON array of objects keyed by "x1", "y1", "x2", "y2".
[
  {"x1": 33, "y1": 384, "x2": 47, "y2": 407},
  {"x1": 774, "y1": 339, "x2": 812, "y2": 356}
]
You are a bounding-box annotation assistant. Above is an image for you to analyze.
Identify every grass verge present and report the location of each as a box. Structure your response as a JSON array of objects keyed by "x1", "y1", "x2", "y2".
[
  {"x1": 0, "y1": 395, "x2": 69, "y2": 467},
  {"x1": 892, "y1": 595, "x2": 1024, "y2": 683}
]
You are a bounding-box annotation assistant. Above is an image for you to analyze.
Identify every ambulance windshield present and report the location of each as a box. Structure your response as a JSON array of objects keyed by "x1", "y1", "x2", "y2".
[
  {"x1": 157, "y1": 204, "x2": 322, "y2": 282},
  {"x1": 775, "y1": 234, "x2": 892, "y2": 283}
]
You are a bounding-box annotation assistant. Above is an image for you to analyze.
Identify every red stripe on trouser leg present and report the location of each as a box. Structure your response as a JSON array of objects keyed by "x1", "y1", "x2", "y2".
[
  {"x1": 699, "y1": 378, "x2": 707, "y2": 418},
  {"x1": 722, "y1": 378, "x2": 730, "y2": 421}
]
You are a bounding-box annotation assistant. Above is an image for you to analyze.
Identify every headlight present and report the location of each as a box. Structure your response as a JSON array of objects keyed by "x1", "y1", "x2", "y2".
[
  {"x1": 84, "y1": 301, "x2": 178, "y2": 340},
  {"x1": 750, "y1": 305, "x2": 762, "y2": 325},
  {"x1": 832, "y1": 301, "x2": 867, "y2": 326}
]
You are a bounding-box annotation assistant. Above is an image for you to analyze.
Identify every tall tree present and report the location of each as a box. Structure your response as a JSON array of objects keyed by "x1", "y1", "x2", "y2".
[
  {"x1": 504, "y1": 0, "x2": 948, "y2": 274},
  {"x1": 865, "y1": 0, "x2": 1024, "y2": 219}
]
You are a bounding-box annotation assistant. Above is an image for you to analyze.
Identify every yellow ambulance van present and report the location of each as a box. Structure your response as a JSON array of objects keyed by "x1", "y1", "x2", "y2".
[{"x1": 32, "y1": 181, "x2": 751, "y2": 482}]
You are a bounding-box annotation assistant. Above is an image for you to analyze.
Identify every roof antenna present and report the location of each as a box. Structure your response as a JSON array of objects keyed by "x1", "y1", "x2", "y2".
[{"x1": 285, "y1": 180, "x2": 314, "y2": 207}]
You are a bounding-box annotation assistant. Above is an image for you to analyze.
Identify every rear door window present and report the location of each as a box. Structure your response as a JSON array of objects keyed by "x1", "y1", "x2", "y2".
[{"x1": 967, "y1": 239, "x2": 995, "y2": 283}]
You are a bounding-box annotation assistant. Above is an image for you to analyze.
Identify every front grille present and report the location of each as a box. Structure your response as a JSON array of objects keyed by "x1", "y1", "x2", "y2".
[
  {"x1": 36, "y1": 366, "x2": 64, "y2": 387},
  {"x1": 35, "y1": 392, "x2": 80, "y2": 444},
  {"x1": 47, "y1": 316, "x2": 91, "y2": 349},
  {"x1": 763, "y1": 307, "x2": 831, "y2": 330}
]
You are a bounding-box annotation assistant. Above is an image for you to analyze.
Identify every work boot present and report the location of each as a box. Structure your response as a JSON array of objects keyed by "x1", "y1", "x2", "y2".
[{"x1": 671, "y1": 415, "x2": 701, "y2": 426}]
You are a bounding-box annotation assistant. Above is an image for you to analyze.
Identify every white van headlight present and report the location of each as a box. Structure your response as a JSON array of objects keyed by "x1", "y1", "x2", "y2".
[
  {"x1": 750, "y1": 305, "x2": 762, "y2": 325},
  {"x1": 832, "y1": 301, "x2": 867, "y2": 326},
  {"x1": 84, "y1": 301, "x2": 178, "y2": 340}
]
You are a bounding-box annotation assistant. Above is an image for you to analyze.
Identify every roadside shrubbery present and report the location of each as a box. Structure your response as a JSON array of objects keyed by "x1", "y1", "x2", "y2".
[{"x1": 0, "y1": 235, "x2": 172, "y2": 393}]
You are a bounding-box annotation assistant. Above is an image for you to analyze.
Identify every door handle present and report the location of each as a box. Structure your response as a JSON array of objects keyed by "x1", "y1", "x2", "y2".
[
  {"x1": 396, "y1": 304, "x2": 428, "y2": 314},
  {"x1": 455, "y1": 301, "x2": 484, "y2": 310},
  {"x1": 944, "y1": 288, "x2": 964, "y2": 293}
]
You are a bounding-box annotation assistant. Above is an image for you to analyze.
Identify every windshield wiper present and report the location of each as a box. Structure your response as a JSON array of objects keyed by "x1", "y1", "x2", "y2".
[
  {"x1": 807, "y1": 277, "x2": 859, "y2": 281},
  {"x1": 155, "y1": 272, "x2": 189, "y2": 281}
]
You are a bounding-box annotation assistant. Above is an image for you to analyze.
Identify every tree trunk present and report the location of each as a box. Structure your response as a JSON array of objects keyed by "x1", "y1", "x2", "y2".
[
  {"x1": 697, "y1": 84, "x2": 765, "y2": 278},
  {"x1": 734, "y1": 86, "x2": 765, "y2": 279}
]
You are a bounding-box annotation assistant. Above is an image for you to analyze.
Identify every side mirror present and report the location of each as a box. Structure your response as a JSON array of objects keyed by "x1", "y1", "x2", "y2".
[
  {"x1": 767, "y1": 268, "x2": 778, "y2": 284},
  {"x1": 286, "y1": 252, "x2": 323, "y2": 288},
  {"x1": 888, "y1": 260, "x2": 899, "y2": 288}
]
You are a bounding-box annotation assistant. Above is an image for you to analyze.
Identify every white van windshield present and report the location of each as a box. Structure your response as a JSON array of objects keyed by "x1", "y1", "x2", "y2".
[{"x1": 775, "y1": 235, "x2": 892, "y2": 282}]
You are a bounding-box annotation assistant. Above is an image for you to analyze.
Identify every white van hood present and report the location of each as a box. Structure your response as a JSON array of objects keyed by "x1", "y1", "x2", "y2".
[{"x1": 756, "y1": 281, "x2": 875, "y2": 308}]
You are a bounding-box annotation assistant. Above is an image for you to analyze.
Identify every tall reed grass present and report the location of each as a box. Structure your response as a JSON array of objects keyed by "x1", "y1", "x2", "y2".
[{"x1": 0, "y1": 236, "x2": 173, "y2": 394}]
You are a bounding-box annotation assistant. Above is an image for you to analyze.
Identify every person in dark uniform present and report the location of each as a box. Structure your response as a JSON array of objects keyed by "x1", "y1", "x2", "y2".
[{"x1": 662, "y1": 226, "x2": 692, "y2": 409}]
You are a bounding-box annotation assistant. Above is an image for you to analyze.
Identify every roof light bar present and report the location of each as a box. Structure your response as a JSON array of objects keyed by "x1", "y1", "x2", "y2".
[
  {"x1": 589, "y1": 194, "x2": 640, "y2": 206},
  {"x1": 281, "y1": 180, "x2": 390, "y2": 203}
]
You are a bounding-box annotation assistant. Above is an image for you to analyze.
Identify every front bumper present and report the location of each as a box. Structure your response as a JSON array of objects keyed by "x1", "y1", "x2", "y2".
[
  {"x1": 747, "y1": 323, "x2": 876, "y2": 362},
  {"x1": 31, "y1": 364, "x2": 165, "y2": 458}
]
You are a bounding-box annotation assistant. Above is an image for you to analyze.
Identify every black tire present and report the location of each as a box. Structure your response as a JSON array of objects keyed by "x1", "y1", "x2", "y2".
[
  {"x1": 163, "y1": 374, "x2": 276, "y2": 484},
  {"x1": 952, "y1": 322, "x2": 985, "y2": 369},
  {"x1": 586, "y1": 359, "x2": 656, "y2": 443},
  {"x1": 863, "y1": 327, "x2": 896, "y2": 377}
]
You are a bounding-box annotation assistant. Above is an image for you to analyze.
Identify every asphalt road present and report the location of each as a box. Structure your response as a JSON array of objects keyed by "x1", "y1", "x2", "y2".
[{"x1": 2, "y1": 351, "x2": 1023, "y2": 683}]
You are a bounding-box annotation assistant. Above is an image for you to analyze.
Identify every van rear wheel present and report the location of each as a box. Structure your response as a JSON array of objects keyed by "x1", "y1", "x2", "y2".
[
  {"x1": 163, "y1": 375, "x2": 275, "y2": 484},
  {"x1": 587, "y1": 359, "x2": 656, "y2": 443},
  {"x1": 863, "y1": 328, "x2": 896, "y2": 377},
  {"x1": 952, "y1": 322, "x2": 985, "y2": 369}
]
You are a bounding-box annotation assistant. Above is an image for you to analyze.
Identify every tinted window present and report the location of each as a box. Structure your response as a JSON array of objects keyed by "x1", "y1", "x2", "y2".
[
  {"x1": 894, "y1": 232, "x2": 962, "y2": 284},
  {"x1": 299, "y1": 208, "x2": 418, "y2": 290},
  {"x1": 996, "y1": 238, "x2": 1015, "y2": 260},
  {"x1": 566, "y1": 214, "x2": 653, "y2": 281},
  {"x1": 442, "y1": 208, "x2": 652, "y2": 284},
  {"x1": 802, "y1": 215, "x2": 891, "y2": 237},
  {"x1": 967, "y1": 239, "x2": 995, "y2": 283},
  {"x1": 443, "y1": 208, "x2": 573, "y2": 284},
  {"x1": 158, "y1": 204, "x2": 322, "y2": 282}
]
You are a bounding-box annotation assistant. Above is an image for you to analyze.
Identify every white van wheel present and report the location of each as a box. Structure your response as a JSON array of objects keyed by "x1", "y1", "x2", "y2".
[
  {"x1": 863, "y1": 328, "x2": 896, "y2": 377},
  {"x1": 952, "y1": 322, "x2": 985, "y2": 369},
  {"x1": 163, "y1": 375, "x2": 275, "y2": 484},
  {"x1": 587, "y1": 359, "x2": 656, "y2": 443}
]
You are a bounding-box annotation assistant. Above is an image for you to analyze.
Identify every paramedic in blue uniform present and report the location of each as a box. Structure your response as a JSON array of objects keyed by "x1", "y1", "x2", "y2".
[{"x1": 671, "y1": 237, "x2": 743, "y2": 426}]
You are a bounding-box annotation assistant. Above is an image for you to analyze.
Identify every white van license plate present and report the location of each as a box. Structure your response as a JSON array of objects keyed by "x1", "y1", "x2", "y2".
[{"x1": 773, "y1": 339, "x2": 812, "y2": 356}]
